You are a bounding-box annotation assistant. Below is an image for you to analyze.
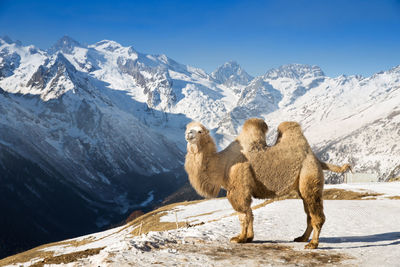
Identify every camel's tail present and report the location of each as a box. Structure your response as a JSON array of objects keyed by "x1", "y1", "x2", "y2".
[{"x1": 319, "y1": 161, "x2": 353, "y2": 173}]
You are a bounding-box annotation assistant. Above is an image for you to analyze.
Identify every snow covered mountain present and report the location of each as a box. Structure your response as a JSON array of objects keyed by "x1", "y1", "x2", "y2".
[
  {"x1": 216, "y1": 64, "x2": 400, "y2": 182},
  {"x1": 1, "y1": 35, "x2": 399, "y2": 257}
]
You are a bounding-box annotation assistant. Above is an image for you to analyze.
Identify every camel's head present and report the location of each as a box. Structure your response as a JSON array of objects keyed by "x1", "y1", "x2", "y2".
[{"x1": 185, "y1": 122, "x2": 210, "y2": 145}]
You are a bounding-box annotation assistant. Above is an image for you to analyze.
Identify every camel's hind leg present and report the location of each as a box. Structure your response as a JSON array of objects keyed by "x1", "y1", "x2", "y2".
[
  {"x1": 297, "y1": 156, "x2": 325, "y2": 249},
  {"x1": 301, "y1": 193, "x2": 325, "y2": 249},
  {"x1": 227, "y1": 163, "x2": 254, "y2": 243}
]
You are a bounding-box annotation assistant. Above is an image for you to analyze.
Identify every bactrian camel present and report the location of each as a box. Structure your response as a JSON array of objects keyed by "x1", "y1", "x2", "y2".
[{"x1": 184, "y1": 119, "x2": 351, "y2": 249}]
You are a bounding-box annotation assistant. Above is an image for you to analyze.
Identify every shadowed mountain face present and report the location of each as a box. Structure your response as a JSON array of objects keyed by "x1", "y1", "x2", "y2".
[
  {"x1": 0, "y1": 144, "x2": 99, "y2": 257},
  {"x1": 0, "y1": 142, "x2": 187, "y2": 258}
]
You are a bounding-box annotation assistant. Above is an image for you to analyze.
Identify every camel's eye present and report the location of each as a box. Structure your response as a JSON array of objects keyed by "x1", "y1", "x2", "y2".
[{"x1": 198, "y1": 130, "x2": 202, "y2": 134}]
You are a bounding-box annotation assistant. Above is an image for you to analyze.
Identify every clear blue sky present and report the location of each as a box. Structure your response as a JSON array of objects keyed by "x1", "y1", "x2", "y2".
[{"x1": 1, "y1": 0, "x2": 400, "y2": 77}]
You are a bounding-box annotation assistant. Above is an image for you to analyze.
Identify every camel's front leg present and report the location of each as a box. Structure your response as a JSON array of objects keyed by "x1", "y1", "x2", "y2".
[
  {"x1": 227, "y1": 162, "x2": 255, "y2": 243},
  {"x1": 227, "y1": 190, "x2": 253, "y2": 243}
]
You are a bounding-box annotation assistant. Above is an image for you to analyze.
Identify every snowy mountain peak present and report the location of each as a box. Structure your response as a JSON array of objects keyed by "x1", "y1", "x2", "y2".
[
  {"x1": 48, "y1": 35, "x2": 82, "y2": 54},
  {"x1": 211, "y1": 60, "x2": 253, "y2": 87},
  {"x1": 388, "y1": 64, "x2": 400, "y2": 74},
  {"x1": 221, "y1": 60, "x2": 240, "y2": 69},
  {"x1": 264, "y1": 63, "x2": 325, "y2": 80},
  {"x1": 0, "y1": 35, "x2": 13, "y2": 44},
  {"x1": 25, "y1": 52, "x2": 80, "y2": 100},
  {"x1": 0, "y1": 35, "x2": 22, "y2": 46},
  {"x1": 92, "y1": 39, "x2": 127, "y2": 53}
]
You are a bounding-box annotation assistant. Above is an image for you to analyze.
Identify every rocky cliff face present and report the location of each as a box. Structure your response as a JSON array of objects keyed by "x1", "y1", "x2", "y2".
[{"x1": 211, "y1": 60, "x2": 253, "y2": 93}]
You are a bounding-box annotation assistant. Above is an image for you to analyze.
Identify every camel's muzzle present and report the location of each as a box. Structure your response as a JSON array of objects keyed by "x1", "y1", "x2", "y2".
[
  {"x1": 186, "y1": 134, "x2": 195, "y2": 141},
  {"x1": 186, "y1": 130, "x2": 196, "y2": 142}
]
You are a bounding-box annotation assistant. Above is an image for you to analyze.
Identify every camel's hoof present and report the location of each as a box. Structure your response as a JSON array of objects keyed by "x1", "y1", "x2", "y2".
[
  {"x1": 304, "y1": 242, "x2": 318, "y2": 249},
  {"x1": 230, "y1": 236, "x2": 246, "y2": 243},
  {"x1": 246, "y1": 236, "x2": 254, "y2": 243},
  {"x1": 294, "y1": 236, "x2": 308, "y2": 242}
]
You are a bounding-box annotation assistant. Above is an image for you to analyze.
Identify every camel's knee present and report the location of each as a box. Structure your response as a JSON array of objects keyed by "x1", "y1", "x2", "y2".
[
  {"x1": 308, "y1": 200, "x2": 325, "y2": 222},
  {"x1": 311, "y1": 214, "x2": 325, "y2": 229},
  {"x1": 238, "y1": 213, "x2": 246, "y2": 223},
  {"x1": 238, "y1": 210, "x2": 253, "y2": 226},
  {"x1": 310, "y1": 199, "x2": 324, "y2": 216},
  {"x1": 227, "y1": 190, "x2": 252, "y2": 213},
  {"x1": 319, "y1": 212, "x2": 326, "y2": 225},
  {"x1": 316, "y1": 212, "x2": 325, "y2": 226},
  {"x1": 302, "y1": 195, "x2": 325, "y2": 233}
]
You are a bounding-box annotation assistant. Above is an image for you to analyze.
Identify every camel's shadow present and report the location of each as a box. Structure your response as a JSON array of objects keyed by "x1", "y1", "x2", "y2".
[
  {"x1": 252, "y1": 232, "x2": 400, "y2": 249},
  {"x1": 319, "y1": 231, "x2": 400, "y2": 249}
]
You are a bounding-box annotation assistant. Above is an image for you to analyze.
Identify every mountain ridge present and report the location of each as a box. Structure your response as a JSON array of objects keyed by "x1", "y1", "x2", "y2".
[
  {"x1": 2, "y1": 35, "x2": 400, "y2": 179},
  {"x1": 2, "y1": 35, "x2": 400, "y2": 178}
]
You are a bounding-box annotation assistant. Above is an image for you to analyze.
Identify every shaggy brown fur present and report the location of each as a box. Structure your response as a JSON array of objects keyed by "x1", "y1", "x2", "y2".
[{"x1": 184, "y1": 120, "x2": 351, "y2": 249}]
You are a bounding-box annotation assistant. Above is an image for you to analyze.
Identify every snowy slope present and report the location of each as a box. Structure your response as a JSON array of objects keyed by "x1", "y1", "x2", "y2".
[{"x1": 3, "y1": 182, "x2": 399, "y2": 266}]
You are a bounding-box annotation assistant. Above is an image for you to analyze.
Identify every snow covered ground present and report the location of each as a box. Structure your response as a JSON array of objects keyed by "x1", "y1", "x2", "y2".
[{"x1": 2, "y1": 182, "x2": 400, "y2": 266}]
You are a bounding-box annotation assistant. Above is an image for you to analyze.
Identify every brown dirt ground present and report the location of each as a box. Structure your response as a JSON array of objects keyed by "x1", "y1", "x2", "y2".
[
  {"x1": 0, "y1": 246, "x2": 104, "y2": 267},
  {"x1": 252, "y1": 188, "x2": 384, "y2": 210},
  {"x1": 166, "y1": 240, "x2": 353, "y2": 266},
  {"x1": 322, "y1": 188, "x2": 383, "y2": 200},
  {"x1": 388, "y1": 176, "x2": 400, "y2": 182},
  {"x1": 30, "y1": 247, "x2": 104, "y2": 267}
]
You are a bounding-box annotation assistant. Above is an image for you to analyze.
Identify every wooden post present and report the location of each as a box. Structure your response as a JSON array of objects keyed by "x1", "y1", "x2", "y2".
[
  {"x1": 139, "y1": 221, "x2": 143, "y2": 235},
  {"x1": 175, "y1": 211, "x2": 179, "y2": 230}
]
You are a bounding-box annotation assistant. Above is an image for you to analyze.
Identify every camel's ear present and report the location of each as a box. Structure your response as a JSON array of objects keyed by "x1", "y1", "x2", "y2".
[
  {"x1": 205, "y1": 128, "x2": 209, "y2": 134},
  {"x1": 262, "y1": 121, "x2": 268, "y2": 133},
  {"x1": 275, "y1": 130, "x2": 282, "y2": 144}
]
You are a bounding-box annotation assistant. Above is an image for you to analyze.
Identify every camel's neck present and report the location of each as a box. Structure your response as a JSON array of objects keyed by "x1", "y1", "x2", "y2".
[{"x1": 184, "y1": 137, "x2": 222, "y2": 198}]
